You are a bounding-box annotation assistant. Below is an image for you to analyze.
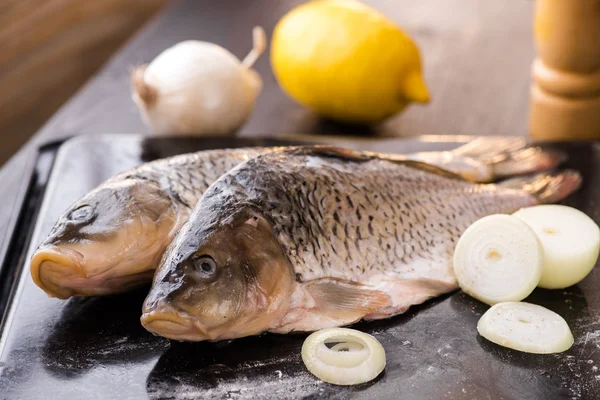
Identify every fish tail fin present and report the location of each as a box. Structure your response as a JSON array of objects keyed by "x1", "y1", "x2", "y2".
[
  {"x1": 452, "y1": 137, "x2": 567, "y2": 179},
  {"x1": 498, "y1": 170, "x2": 582, "y2": 204},
  {"x1": 491, "y1": 147, "x2": 567, "y2": 179}
]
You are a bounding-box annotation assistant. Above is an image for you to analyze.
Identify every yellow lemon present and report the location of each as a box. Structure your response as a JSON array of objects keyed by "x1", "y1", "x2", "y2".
[{"x1": 271, "y1": 0, "x2": 430, "y2": 124}]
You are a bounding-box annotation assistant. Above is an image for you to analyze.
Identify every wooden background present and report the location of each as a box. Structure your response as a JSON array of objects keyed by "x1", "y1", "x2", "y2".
[{"x1": 0, "y1": 0, "x2": 168, "y2": 166}]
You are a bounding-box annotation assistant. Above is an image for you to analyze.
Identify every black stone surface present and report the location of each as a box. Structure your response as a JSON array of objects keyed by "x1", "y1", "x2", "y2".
[{"x1": 0, "y1": 135, "x2": 599, "y2": 400}]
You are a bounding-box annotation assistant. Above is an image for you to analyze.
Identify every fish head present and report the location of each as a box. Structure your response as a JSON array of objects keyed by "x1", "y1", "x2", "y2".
[
  {"x1": 30, "y1": 179, "x2": 182, "y2": 299},
  {"x1": 141, "y1": 206, "x2": 294, "y2": 341}
]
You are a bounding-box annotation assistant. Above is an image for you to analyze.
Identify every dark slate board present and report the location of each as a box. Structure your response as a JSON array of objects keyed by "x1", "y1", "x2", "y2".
[{"x1": 1, "y1": 135, "x2": 599, "y2": 400}]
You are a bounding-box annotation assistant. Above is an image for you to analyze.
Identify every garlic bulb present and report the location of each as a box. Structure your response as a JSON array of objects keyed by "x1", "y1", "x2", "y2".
[{"x1": 131, "y1": 26, "x2": 266, "y2": 136}]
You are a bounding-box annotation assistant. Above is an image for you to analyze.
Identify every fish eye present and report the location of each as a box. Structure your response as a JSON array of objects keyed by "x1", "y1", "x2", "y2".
[
  {"x1": 69, "y1": 205, "x2": 94, "y2": 222},
  {"x1": 192, "y1": 255, "x2": 217, "y2": 276}
]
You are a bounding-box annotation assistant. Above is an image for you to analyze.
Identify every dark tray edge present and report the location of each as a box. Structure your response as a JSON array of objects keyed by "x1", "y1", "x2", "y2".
[{"x1": 0, "y1": 140, "x2": 65, "y2": 340}]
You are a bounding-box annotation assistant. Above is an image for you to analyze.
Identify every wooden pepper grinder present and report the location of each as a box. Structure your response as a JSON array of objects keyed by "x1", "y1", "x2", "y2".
[{"x1": 529, "y1": 0, "x2": 600, "y2": 141}]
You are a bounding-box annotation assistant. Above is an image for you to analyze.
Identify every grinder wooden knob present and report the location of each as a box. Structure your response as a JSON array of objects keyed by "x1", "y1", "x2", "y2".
[{"x1": 529, "y1": 0, "x2": 600, "y2": 141}]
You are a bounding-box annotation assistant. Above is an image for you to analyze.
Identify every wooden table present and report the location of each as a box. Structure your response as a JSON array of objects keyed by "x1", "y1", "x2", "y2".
[{"x1": 0, "y1": 0, "x2": 535, "y2": 241}]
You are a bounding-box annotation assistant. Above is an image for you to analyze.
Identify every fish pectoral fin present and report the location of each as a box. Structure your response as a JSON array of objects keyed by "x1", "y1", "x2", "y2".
[{"x1": 304, "y1": 279, "x2": 392, "y2": 324}]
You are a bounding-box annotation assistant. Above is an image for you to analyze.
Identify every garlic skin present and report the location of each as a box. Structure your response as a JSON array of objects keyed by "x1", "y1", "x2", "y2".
[{"x1": 131, "y1": 27, "x2": 265, "y2": 136}]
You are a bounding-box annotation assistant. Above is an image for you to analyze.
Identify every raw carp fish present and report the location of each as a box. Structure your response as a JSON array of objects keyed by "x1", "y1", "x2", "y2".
[{"x1": 141, "y1": 146, "x2": 580, "y2": 341}]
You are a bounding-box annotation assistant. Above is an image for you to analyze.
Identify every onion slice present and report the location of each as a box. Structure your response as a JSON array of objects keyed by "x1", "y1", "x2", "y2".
[
  {"x1": 301, "y1": 328, "x2": 386, "y2": 385},
  {"x1": 453, "y1": 214, "x2": 543, "y2": 305},
  {"x1": 477, "y1": 302, "x2": 574, "y2": 354},
  {"x1": 513, "y1": 205, "x2": 600, "y2": 289}
]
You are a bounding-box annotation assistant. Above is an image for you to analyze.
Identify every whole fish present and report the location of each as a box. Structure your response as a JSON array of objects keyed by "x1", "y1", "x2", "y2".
[
  {"x1": 30, "y1": 139, "x2": 562, "y2": 299},
  {"x1": 30, "y1": 147, "x2": 271, "y2": 299},
  {"x1": 141, "y1": 146, "x2": 580, "y2": 342}
]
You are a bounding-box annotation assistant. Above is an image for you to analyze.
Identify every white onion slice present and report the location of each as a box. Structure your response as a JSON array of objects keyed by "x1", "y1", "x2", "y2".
[
  {"x1": 301, "y1": 328, "x2": 386, "y2": 385},
  {"x1": 513, "y1": 205, "x2": 600, "y2": 289},
  {"x1": 477, "y1": 302, "x2": 574, "y2": 354},
  {"x1": 453, "y1": 214, "x2": 543, "y2": 305}
]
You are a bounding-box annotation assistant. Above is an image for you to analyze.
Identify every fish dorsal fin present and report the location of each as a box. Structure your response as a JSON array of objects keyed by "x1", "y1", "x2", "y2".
[
  {"x1": 285, "y1": 145, "x2": 466, "y2": 181},
  {"x1": 289, "y1": 145, "x2": 372, "y2": 161}
]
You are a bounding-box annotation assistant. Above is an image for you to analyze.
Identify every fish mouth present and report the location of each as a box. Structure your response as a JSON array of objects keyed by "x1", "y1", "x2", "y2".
[
  {"x1": 30, "y1": 245, "x2": 85, "y2": 299},
  {"x1": 141, "y1": 306, "x2": 209, "y2": 341}
]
